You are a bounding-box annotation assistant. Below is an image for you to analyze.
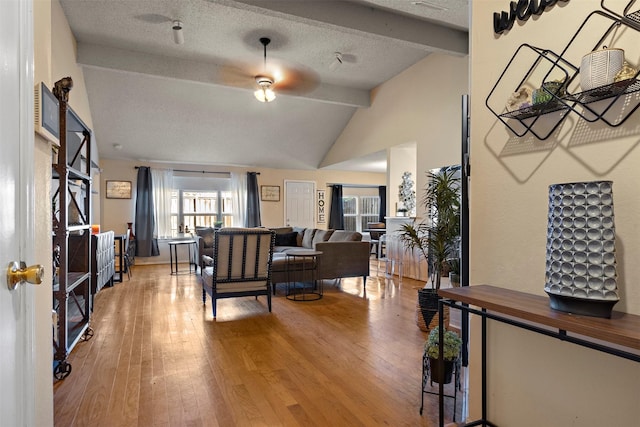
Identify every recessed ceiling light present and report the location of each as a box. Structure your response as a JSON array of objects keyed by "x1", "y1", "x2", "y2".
[{"x1": 411, "y1": 1, "x2": 448, "y2": 11}]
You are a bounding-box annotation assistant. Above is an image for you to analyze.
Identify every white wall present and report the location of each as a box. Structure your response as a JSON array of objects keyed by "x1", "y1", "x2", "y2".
[
  {"x1": 469, "y1": 1, "x2": 640, "y2": 426},
  {"x1": 322, "y1": 52, "x2": 469, "y2": 208}
]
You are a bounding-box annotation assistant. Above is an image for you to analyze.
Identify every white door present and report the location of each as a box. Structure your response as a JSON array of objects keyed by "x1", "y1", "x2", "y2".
[
  {"x1": 0, "y1": 0, "x2": 37, "y2": 425},
  {"x1": 284, "y1": 180, "x2": 315, "y2": 228}
]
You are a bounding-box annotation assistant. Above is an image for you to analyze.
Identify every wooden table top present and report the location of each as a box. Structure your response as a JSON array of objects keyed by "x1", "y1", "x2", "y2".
[{"x1": 439, "y1": 285, "x2": 640, "y2": 351}]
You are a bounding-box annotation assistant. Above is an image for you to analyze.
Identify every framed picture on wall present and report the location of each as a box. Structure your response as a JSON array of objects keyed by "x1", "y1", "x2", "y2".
[
  {"x1": 106, "y1": 180, "x2": 132, "y2": 199},
  {"x1": 261, "y1": 185, "x2": 280, "y2": 202}
]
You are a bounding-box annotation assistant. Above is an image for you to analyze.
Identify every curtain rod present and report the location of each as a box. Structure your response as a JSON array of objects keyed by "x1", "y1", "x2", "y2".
[
  {"x1": 134, "y1": 167, "x2": 259, "y2": 175},
  {"x1": 326, "y1": 183, "x2": 382, "y2": 188}
]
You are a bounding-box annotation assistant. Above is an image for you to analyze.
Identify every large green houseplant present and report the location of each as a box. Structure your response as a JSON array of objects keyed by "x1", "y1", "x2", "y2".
[
  {"x1": 400, "y1": 167, "x2": 460, "y2": 333},
  {"x1": 399, "y1": 167, "x2": 461, "y2": 289}
]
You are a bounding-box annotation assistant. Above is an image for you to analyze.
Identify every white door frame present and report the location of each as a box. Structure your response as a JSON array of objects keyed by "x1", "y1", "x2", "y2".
[{"x1": 18, "y1": 0, "x2": 37, "y2": 423}]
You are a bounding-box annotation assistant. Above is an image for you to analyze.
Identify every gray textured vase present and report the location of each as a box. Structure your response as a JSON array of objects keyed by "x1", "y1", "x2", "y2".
[{"x1": 544, "y1": 181, "x2": 619, "y2": 318}]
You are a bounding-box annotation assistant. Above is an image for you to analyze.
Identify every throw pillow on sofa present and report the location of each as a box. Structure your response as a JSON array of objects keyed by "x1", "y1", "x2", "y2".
[
  {"x1": 312, "y1": 229, "x2": 334, "y2": 245},
  {"x1": 302, "y1": 228, "x2": 316, "y2": 248},
  {"x1": 275, "y1": 231, "x2": 298, "y2": 246},
  {"x1": 196, "y1": 227, "x2": 216, "y2": 248},
  {"x1": 328, "y1": 230, "x2": 362, "y2": 241}
]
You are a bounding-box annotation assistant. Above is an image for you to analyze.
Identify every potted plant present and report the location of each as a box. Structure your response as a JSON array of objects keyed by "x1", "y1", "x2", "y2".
[
  {"x1": 425, "y1": 327, "x2": 462, "y2": 384},
  {"x1": 399, "y1": 167, "x2": 460, "y2": 332}
]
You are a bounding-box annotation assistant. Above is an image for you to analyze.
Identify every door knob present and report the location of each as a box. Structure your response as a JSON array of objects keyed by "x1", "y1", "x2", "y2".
[{"x1": 7, "y1": 261, "x2": 44, "y2": 290}]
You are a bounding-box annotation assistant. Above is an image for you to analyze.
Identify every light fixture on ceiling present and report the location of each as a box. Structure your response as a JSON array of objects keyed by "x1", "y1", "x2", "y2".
[
  {"x1": 411, "y1": 1, "x2": 448, "y2": 11},
  {"x1": 254, "y1": 37, "x2": 276, "y2": 103},
  {"x1": 254, "y1": 76, "x2": 276, "y2": 103},
  {"x1": 113, "y1": 143, "x2": 123, "y2": 150},
  {"x1": 172, "y1": 20, "x2": 184, "y2": 44}
]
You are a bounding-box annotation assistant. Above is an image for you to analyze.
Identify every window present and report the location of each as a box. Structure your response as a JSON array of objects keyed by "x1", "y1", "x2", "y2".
[
  {"x1": 170, "y1": 190, "x2": 234, "y2": 235},
  {"x1": 342, "y1": 195, "x2": 380, "y2": 232}
]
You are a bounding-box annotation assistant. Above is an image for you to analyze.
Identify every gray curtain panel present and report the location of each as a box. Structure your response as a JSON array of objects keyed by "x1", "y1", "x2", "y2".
[
  {"x1": 378, "y1": 185, "x2": 387, "y2": 223},
  {"x1": 134, "y1": 166, "x2": 159, "y2": 256},
  {"x1": 246, "y1": 172, "x2": 261, "y2": 227},
  {"x1": 329, "y1": 184, "x2": 344, "y2": 230}
]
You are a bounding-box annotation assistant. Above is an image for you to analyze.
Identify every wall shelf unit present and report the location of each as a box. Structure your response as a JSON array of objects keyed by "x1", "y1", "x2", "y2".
[
  {"x1": 486, "y1": 1, "x2": 640, "y2": 139},
  {"x1": 52, "y1": 81, "x2": 94, "y2": 380}
]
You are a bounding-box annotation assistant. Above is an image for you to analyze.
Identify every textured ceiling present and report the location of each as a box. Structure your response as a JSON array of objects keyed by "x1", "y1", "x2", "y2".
[{"x1": 59, "y1": 0, "x2": 468, "y2": 172}]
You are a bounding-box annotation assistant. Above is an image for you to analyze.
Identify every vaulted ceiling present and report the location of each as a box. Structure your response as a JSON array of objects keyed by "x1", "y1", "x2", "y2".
[{"x1": 59, "y1": 0, "x2": 468, "y2": 172}]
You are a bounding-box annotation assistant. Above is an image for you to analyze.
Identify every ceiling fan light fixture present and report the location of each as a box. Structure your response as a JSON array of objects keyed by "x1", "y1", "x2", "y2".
[
  {"x1": 254, "y1": 76, "x2": 276, "y2": 102},
  {"x1": 172, "y1": 20, "x2": 184, "y2": 44}
]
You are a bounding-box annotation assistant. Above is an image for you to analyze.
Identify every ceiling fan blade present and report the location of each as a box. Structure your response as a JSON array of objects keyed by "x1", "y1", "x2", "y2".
[
  {"x1": 272, "y1": 63, "x2": 320, "y2": 95},
  {"x1": 218, "y1": 61, "x2": 260, "y2": 90}
]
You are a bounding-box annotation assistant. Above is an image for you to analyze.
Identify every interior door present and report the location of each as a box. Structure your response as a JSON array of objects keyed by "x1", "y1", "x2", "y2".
[
  {"x1": 284, "y1": 180, "x2": 316, "y2": 228},
  {"x1": 0, "y1": 0, "x2": 36, "y2": 425}
]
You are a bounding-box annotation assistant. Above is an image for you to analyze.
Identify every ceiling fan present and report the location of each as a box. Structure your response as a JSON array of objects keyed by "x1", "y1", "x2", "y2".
[{"x1": 220, "y1": 36, "x2": 319, "y2": 103}]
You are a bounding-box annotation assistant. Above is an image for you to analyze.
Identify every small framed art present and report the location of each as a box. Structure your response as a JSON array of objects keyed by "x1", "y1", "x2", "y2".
[
  {"x1": 261, "y1": 185, "x2": 280, "y2": 202},
  {"x1": 106, "y1": 180, "x2": 132, "y2": 199}
]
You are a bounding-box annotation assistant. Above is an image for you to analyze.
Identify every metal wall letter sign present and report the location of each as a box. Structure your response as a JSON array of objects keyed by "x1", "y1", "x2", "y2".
[
  {"x1": 317, "y1": 190, "x2": 326, "y2": 224},
  {"x1": 493, "y1": 0, "x2": 570, "y2": 34}
]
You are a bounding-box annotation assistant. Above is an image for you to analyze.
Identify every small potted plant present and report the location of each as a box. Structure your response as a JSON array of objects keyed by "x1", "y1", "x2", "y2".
[{"x1": 425, "y1": 328, "x2": 462, "y2": 384}]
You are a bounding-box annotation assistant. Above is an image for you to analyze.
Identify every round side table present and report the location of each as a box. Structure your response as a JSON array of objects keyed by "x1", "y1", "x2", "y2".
[{"x1": 286, "y1": 249, "x2": 323, "y2": 301}]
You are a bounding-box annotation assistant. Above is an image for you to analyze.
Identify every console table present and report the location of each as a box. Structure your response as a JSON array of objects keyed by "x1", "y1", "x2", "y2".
[{"x1": 436, "y1": 285, "x2": 640, "y2": 427}]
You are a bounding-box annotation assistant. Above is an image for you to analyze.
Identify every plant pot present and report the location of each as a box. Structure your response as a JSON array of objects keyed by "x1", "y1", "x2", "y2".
[
  {"x1": 428, "y1": 357, "x2": 455, "y2": 384},
  {"x1": 416, "y1": 288, "x2": 449, "y2": 333},
  {"x1": 449, "y1": 272, "x2": 460, "y2": 287}
]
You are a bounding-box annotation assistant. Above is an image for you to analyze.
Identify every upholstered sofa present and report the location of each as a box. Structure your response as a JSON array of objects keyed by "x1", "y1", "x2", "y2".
[{"x1": 269, "y1": 227, "x2": 370, "y2": 294}]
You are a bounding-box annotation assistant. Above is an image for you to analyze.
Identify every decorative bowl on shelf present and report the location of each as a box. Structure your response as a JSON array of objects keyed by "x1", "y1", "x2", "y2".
[
  {"x1": 580, "y1": 47, "x2": 624, "y2": 91},
  {"x1": 505, "y1": 87, "x2": 532, "y2": 112}
]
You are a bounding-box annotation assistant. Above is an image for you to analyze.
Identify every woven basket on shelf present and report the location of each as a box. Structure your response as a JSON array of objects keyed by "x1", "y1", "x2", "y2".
[
  {"x1": 415, "y1": 288, "x2": 450, "y2": 333},
  {"x1": 580, "y1": 47, "x2": 624, "y2": 91}
]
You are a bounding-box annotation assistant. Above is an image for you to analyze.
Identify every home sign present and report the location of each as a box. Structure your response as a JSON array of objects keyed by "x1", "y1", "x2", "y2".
[{"x1": 494, "y1": 0, "x2": 570, "y2": 34}]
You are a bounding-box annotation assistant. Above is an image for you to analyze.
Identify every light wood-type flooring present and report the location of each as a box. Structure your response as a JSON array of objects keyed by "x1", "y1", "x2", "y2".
[{"x1": 54, "y1": 261, "x2": 464, "y2": 426}]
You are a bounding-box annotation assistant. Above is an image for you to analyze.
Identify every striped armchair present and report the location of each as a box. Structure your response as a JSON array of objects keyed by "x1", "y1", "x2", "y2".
[{"x1": 201, "y1": 228, "x2": 275, "y2": 318}]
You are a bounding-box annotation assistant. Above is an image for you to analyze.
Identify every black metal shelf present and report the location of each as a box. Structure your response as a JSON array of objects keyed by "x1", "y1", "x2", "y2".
[
  {"x1": 487, "y1": 1, "x2": 640, "y2": 138},
  {"x1": 499, "y1": 101, "x2": 568, "y2": 121},
  {"x1": 51, "y1": 79, "x2": 93, "y2": 380},
  {"x1": 485, "y1": 44, "x2": 576, "y2": 140},
  {"x1": 601, "y1": 0, "x2": 640, "y2": 30}
]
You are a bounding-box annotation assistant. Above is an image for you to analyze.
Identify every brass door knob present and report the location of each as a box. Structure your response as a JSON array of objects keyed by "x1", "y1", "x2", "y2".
[{"x1": 7, "y1": 262, "x2": 44, "y2": 290}]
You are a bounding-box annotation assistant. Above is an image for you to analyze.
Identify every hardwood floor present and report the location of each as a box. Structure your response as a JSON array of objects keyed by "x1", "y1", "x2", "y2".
[{"x1": 54, "y1": 261, "x2": 464, "y2": 426}]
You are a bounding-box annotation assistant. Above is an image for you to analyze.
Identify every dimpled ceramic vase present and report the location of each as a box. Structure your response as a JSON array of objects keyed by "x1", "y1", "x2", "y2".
[{"x1": 544, "y1": 181, "x2": 619, "y2": 318}]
